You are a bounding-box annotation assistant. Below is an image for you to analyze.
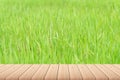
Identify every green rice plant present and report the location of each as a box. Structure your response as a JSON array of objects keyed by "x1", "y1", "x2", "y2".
[{"x1": 0, "y1": 0, "x2": 120, "y2": 63}]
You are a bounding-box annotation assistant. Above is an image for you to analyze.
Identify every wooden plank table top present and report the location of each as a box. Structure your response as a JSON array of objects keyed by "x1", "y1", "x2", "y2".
[{"x1": 0, "y1": 64, "x2": 120, "y2": 80}]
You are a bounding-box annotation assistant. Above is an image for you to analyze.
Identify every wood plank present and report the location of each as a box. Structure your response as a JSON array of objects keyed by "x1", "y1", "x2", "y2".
[
  {"x1": 6, "y1": 64, "x2": 32, "y2": 80},
  {"x1": 0, "y1": 64, "x2": 120, "y2": 80},
  {"x1": 58, "y1": 64, "x2": 69, "y2": 80},
  {"x1": 105, "y1": 65, "x2": 120, "y2": 77},
  {"x1": 32, "y1": 64, "x2": 50, "y2": 80},
  {"x1": 77, "y1": 64, "x2": 95, "y2": 80},
  {"x1": 0, "y1": 65, "x2": 13, "y2": 73},
  {"x1": 45, "y1": 64, "x2": 58, "y2": 80},
  {"x1": 0, "y1": 65, "x2": 22, "y2": 80},
  {"x1": 0, "y1": 65, "x2": 4, "y2": 67},
  {"x1": 96, "y1": 64, "x2": 120, "y2": 80},
  {"x1": 87, "y1": 64, "x2": 108, "y2": 80},
  {"x1": 69, "y1": 64, "x2": 82, "y2": 80},
  {"x1": 19, "y1": 65, "x2": 40, "y2": 80},
  {"x1": 114, "y1": 64, "x2": 120, "y2": 69}
]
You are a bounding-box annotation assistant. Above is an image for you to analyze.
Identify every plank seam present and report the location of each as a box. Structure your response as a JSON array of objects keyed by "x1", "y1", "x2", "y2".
[
  {"x1": 95, "y1": 65, "x2": 109, "y2": 80},
  {"x1": 18, "y1": 64, "x2": 33, "y2": 80},
  {"x1": 85, "y1": 65, "x2": 96, "y2": 80},
  {"x1": 104, "y1": 65, "x2": 120, "y2": 78},
  {"x1": 43, "y1": 64, "x2": 51, "y2": 80},
  {"x1": 3, "y1": 65, "x2": 23, "y2": 80},
  {"x1": 57, "y1": 64, "x2": 60, "y2": 80},
  {"x1": 76, "y1": 64, "x2": 83, "y2": 80},
  {"x1": 112, "y1": 65, "x2": 120, "y2": 77},
  {"x1": 5, "y1": 65, "x2": 24, "y2": 79},
  {"x1": 68, "y1": 64, "x2": 70, "y2": 80},
  {"x1": 56, "y1": 64, "x2": 59, "y2": 80},
  {"x1": 86, "y1": 65, "x2": 97, "y2": 80},
  {"x1": 94, "y1": 64, "x2": 109, "y2": 80},
  {"x1": 31, "y1": 65, "x2": 41, "y2": 79}
]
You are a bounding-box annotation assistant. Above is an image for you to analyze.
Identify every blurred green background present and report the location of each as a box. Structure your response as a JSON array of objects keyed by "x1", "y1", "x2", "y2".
[{"x1": 0, "y1": 0, "x2": 120, "y2": 63}]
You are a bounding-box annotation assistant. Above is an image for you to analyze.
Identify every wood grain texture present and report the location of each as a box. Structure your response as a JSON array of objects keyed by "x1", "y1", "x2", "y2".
[
  {"x1": 0, "y1": 65, "x2": 13, "y2": 73},
  {"x1": 0, "y1": 65, "x2": 22, "y2": 80},
  {"x1": 96, "y1": 64, "x2": 120, "y2": 80},
  {"x1": 32, "y1": 64, "x2": 50, "y2": 80},
  {"x1": 78, "y1": 64, "x2": 96, "y2": 80},
  {"x1": 105, "y1": 65, "x2": 120, "y2": 78},
  {"x1": 45, "y1": 64, "x2": 58, "y2": 80},
  {"x1": 69, "y1": 64, "x2": 82, "y2": 80},
  {"x1": 0, "y1": 64, "x2": 120, "y2": 80},
  {"x1": 58, "y1": 64, "x2": 69, "y2": 80},
  {"x1": 87, "y1": 64, "x2": 108, "y2": 80},
  {"x1": 6, "y1": 65, "x2": 31, "y2": 80},
  {"x1": 19, "y1": 65, "x2": 40, "y2": 80}
]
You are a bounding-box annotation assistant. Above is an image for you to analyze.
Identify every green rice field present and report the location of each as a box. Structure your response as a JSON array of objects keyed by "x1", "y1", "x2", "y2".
[{"x1": 0, "y1": 0, "x2": 120, "y2": 63}]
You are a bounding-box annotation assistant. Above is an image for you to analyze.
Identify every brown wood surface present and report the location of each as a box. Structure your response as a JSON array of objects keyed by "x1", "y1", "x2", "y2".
[
  {"x1": 96, "y1": 64, "x2": 120, "y2": 80},
  {"x1": 0, "y1": 64, "x2": 120, "y2": 80},
  {"x1": 0, "y1": 65, "x2": 22, "y2": 80},
  {"x1": 58, "y1": 64, "x2": 69, "y2": 80},
  {"x1": 32, "y1": 64, "x2": 50, "y2": 80},
  {"x1": 19, "y1": 65, "x2": 40, "y2": 80},
  {"x1": 69, "y1": 64, "x2": 82, "y2": 80},
  {"x1": 45, "y1": 64, "x2": 58, "y2": 80},
  {"x1": 78, "y1": 64, "x2": 96, "y2": 80},
  {"x1": 6, "y1": 65, "x2": 31, "y2": 80},
  {"x1": 87, "y1": 64, "x2": 108, "y2": 80}
]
